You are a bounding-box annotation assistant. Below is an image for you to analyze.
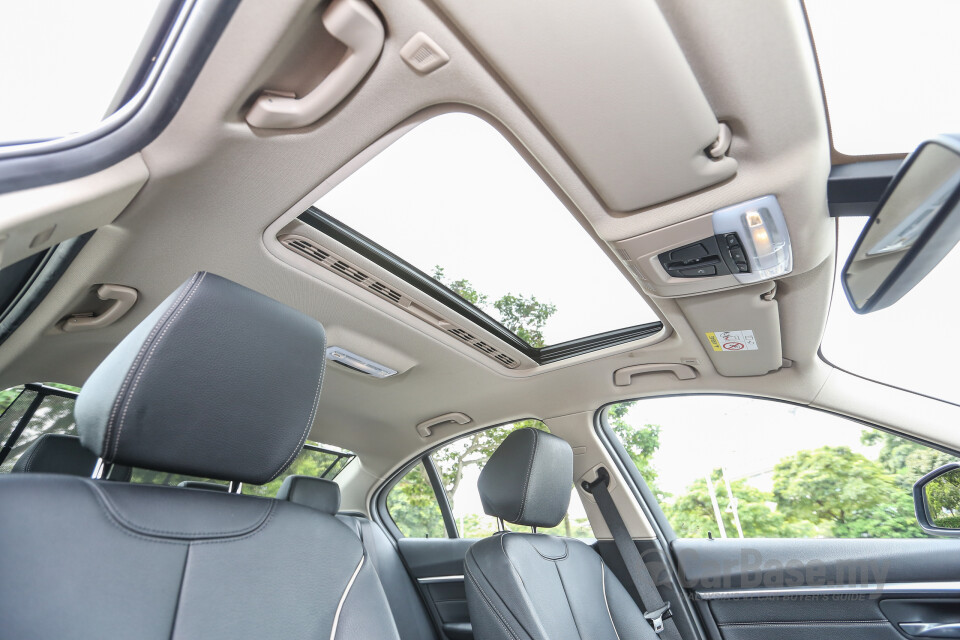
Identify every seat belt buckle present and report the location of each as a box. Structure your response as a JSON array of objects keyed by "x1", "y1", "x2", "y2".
[{"x1": 644, "y1": 602, "x2": 672, "y2": 634}]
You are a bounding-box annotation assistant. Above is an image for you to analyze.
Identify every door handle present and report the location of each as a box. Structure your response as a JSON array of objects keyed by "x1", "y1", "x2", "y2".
[
  {"x1": 63, "y1": 284, "x2": 138, "y2": 332},
  {"x1": 901, "y1": 622, "x2": 960, "y2": 638},
  {"x1": 246, "y1": 0, "x2": 384, "y2": 129}
]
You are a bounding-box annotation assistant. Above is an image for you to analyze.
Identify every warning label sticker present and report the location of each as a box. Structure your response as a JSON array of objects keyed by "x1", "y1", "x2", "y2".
[{"x1": 706, "y1": 330, "x2": 758, "y2": 352}]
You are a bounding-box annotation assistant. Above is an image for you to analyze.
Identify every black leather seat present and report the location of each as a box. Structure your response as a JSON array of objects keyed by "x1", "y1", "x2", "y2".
[
  {"x1": 0, "y1": 272, "x2": 400, "y2": 640},
  {"x1": 278, "y1": 474, "x2": 440, "y2": 640},
  {"x1": 11, "y1": 433, "x2": 131, "y2": 481},
  {"x1": 464, "y1": 428, "x2": 659, "y2": 640}
]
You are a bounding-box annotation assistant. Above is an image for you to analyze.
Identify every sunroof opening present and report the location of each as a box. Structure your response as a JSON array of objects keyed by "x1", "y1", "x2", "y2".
[
  {"x1": 804, "y1": 0, "x2": 960, "y2": 156},
  {"x1": 314, "y1": 113, "x2": 658, "y2": 348}
]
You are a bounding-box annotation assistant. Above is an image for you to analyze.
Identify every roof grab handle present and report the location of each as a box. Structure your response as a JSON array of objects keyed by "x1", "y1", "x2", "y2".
[
  {"x1": 417, "y1": 412, "x2": 471, "y2": 438},
  {"x1": 63, "y1": 284, "x2": 138, "y2": 333},
  {"x1": 246, "y1": 0, "x2": 385, "y2": 129},
  {"x1": 613, "y1": 363, "x2": 697, "y2": 386}
]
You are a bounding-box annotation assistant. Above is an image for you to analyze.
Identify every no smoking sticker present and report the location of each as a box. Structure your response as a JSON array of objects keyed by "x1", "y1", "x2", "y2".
[{"x1": 706, "y1": 329, "x2": 758, "y2": 352}]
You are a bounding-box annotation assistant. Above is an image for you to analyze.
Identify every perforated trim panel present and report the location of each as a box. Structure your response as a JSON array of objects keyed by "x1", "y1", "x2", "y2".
[{"x1": 280, "y1": 234, "x2": 520, "y2": 369}]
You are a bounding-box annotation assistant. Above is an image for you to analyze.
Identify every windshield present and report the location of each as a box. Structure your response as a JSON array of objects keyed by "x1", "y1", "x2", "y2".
[
  {"x1": 822, "y1": 217, "x2": 960, "y2": 404},
  {"x1": 804, "y1": 0, "x2": 960, "y2": 156}
]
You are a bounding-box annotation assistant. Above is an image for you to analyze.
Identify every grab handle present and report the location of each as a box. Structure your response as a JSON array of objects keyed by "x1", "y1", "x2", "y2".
[
  {"x1": 63, "y1": 284, "x2": 138, "y2": 332},
  {"x1": 246, "y1": 0, "x2": 384, "y2": 129}
]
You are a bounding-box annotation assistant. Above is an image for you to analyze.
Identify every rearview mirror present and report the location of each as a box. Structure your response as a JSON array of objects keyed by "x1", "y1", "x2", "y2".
[
  {"x1": 843, "y1": 136, "x2": 960, "y2": 313},
  {"x1": 914, "y1": 463, "x2": 960, "y2": 537}
]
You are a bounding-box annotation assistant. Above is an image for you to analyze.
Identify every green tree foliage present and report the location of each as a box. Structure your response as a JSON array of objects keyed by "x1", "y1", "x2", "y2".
[
  {"x1": 772, "y1": 445, "x2": 929, "y2": 538},
  {"x1": 773, "y1": 446, "x2": 892, "y2": 526},
  {"x1": 606, "y1": 401, "x2": 663, "y2": 498},
  {"x1": 665, "y1": 470, "x2": 818, "y2": 538},
  {"x1": 432, "y1": 267, "x2": 555, "y2": 348},
  {"x1": 387, "y1": 463, "x2": 446, "y2": 538}
]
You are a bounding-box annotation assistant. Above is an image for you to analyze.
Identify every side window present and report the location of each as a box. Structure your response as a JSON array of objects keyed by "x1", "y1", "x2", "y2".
[
  {"x1": 387, "y1": 462, "x2": 448, "y2": 538},
  {"x1": 384, "y1": 420, "x2": 595, "y2": 539},
  {"x1": 0, "y1": 384, "x2": 354, "y2": 491},
  {"x1": 0, "y1": 383, "x2": 81, "y2": 472},
  {"x1": 606, "y1": 396, "x2": 960, "y2": 539}
]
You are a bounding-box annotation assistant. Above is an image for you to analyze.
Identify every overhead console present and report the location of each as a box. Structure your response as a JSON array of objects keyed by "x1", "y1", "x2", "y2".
[{"x1": 617, "y1": 195, "x2": 794, "y2": 298}]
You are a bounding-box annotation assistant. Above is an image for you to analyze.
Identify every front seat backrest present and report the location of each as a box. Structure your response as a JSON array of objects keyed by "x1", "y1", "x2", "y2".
[
  {"x1": 465, "y1": 428, "x2": 658, "y2": 640},
  {"x1": 0, "y1": 272, "x2": 399, "y2": 640},
  {"x1": 278, "y1": 475, "x2": 440, "y2": 640}
]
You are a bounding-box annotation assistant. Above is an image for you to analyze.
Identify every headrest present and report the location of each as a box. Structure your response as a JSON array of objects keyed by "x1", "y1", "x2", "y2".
[
  {"x1": 477, "y1": 428, "x2": 573, "y2": 528},
  {"x1": 12, "y1": 434, "x2": 131, "y2": 481},
  {"x1": 75, "y1": 272, "x2": 327, "y2": 485},
  {"x1": 177, "y1": 481, "x2": 229, "y2": 492},
  {"x1": 276, "y1": 475, "x2": 341, "y2": 514}
]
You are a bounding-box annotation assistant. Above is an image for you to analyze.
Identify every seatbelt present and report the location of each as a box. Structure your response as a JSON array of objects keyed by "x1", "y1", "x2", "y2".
[{"x1": 583, "y1": 467, "x2": 682, "y2": 639}]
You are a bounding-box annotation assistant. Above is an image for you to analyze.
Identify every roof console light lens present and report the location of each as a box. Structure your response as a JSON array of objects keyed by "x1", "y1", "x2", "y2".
[
  {"x1": 325, "y1": 346, "x2": 397, "y2": 378},
  {"x1": 712, "y1": 195, "x2": 793, "y2": 283}
]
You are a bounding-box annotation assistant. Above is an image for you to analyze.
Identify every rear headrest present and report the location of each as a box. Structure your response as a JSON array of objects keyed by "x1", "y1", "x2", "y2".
[
  {"x1": 178, "y1": 481, "x2": 229, "y2": 492},
  {"x1": 11, "y1": 434, "x2": 131, "y2": 481},
  {"x1": 276, "y1": 476, "x2": 341, "y2": 514},
  {"x1": 477, "y1": 428, "x2": 573, "y2": 528},
  {"x1": 75, "y1": 272, "x2": 327, "y2": 485}
]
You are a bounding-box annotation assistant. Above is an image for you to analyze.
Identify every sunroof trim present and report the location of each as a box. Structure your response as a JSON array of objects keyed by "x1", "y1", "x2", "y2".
[{"x1": 299, "y1": 208, "x2": 664, "y2": 365}]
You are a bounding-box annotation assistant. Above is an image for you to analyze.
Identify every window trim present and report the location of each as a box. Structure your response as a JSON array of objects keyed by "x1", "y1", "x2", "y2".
[
  {"x1": 300, "y1": 208, "x2": 664, "y2": 365},
  {"x1": 301, "y1": 442, "x2": 356, "y2": 479}
]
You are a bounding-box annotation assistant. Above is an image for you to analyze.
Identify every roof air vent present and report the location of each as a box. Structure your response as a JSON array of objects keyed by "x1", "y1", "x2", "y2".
[{"x1": 280, "y1": 234, "x2": 521, "y2": 369}]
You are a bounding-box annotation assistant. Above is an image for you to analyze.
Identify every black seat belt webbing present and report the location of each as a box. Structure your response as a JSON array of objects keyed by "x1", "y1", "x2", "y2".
[{"x1": 584, "y1": 467, "x2": 682, "y2": 639}]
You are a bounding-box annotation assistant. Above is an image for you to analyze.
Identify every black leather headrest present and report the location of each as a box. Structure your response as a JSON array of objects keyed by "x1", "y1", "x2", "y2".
[
  {"x1": 75, "y1": 272, "x2": 327, "y2": 485},
  {"x1": 277, "y1": 476, "x2": 341, "y2": 514},
  {"x1": 12, "y1": 434, "x2": 131, "y2": 481},
  {"x1": 177, "y1": 481, "x2": 229, "y2": 492},
  {"x1": 477, "y1": 428, "x2": 573, "y2": 528}
]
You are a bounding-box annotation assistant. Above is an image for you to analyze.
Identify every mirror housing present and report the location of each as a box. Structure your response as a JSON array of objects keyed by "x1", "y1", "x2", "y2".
[
  {"x1": 843, "y1": 135, "x2": 960, "y2": 313},
  {"x1": 913, "y1": 462, "x2": 960, "y2": 537}
]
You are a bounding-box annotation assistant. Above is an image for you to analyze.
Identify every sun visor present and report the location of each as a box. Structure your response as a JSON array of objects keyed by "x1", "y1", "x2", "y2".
[
  {"x1": 432, "y1": 0, "x2": 737, "y2": 211},
  {"x1": 675, "y1": 283, "x2": 784, "y2": 377}
]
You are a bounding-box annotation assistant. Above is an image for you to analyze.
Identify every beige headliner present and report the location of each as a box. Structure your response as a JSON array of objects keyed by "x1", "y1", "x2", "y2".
[{"x1": 2, "y1": 0, "x2": 958, "y2": 529}]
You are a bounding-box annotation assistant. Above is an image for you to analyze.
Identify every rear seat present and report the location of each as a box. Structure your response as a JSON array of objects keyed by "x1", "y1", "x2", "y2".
[
  {"x1": 277, "y1": 475, "x2": 440, "y2": 640},
  {"x1": 11, "y1": 434, "x2": 131, "y2": 480}
]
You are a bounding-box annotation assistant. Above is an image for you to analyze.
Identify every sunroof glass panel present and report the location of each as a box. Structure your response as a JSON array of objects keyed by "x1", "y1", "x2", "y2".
[{"x1": 314, "y1": 113, "x2": 657, "y2": 347}]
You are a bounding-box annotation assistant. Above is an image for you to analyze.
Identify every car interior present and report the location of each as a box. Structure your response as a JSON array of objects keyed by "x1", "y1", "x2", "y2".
[{"x1": 2, "y1": 0, "x2": 960, "y2": 639}]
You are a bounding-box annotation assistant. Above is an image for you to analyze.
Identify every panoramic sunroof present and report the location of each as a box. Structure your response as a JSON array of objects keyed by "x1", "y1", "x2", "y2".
[
  {"x1": 805, "y1": 0, "x2": 960, "y2": 156},
  {"x1": 313, "y1": 113, "x2": 659, "y2": 351}
]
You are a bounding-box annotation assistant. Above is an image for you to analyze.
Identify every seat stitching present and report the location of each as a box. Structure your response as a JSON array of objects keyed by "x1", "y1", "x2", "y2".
[
  {"x1": 601, "y1": 561, "x2": 623, "y2": 640},
  {"x1": 104, "y1": 272, "x2": 199, "y2": 458},
  {"x1": 88, "y1": 480, "x2": 276, "y2": 539},
  {"x1": 516, "y1": 429, "x2": 538, "y2": 522},
  {"x1": 553, "y1": 558, "x2": 585, "y2": 640},
  {"x1": 113, "y1": 272, "x2": 207, "y2": 459},
  {"x1": 465, "y1": 561, "x2": 521, "y2": 640}
]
